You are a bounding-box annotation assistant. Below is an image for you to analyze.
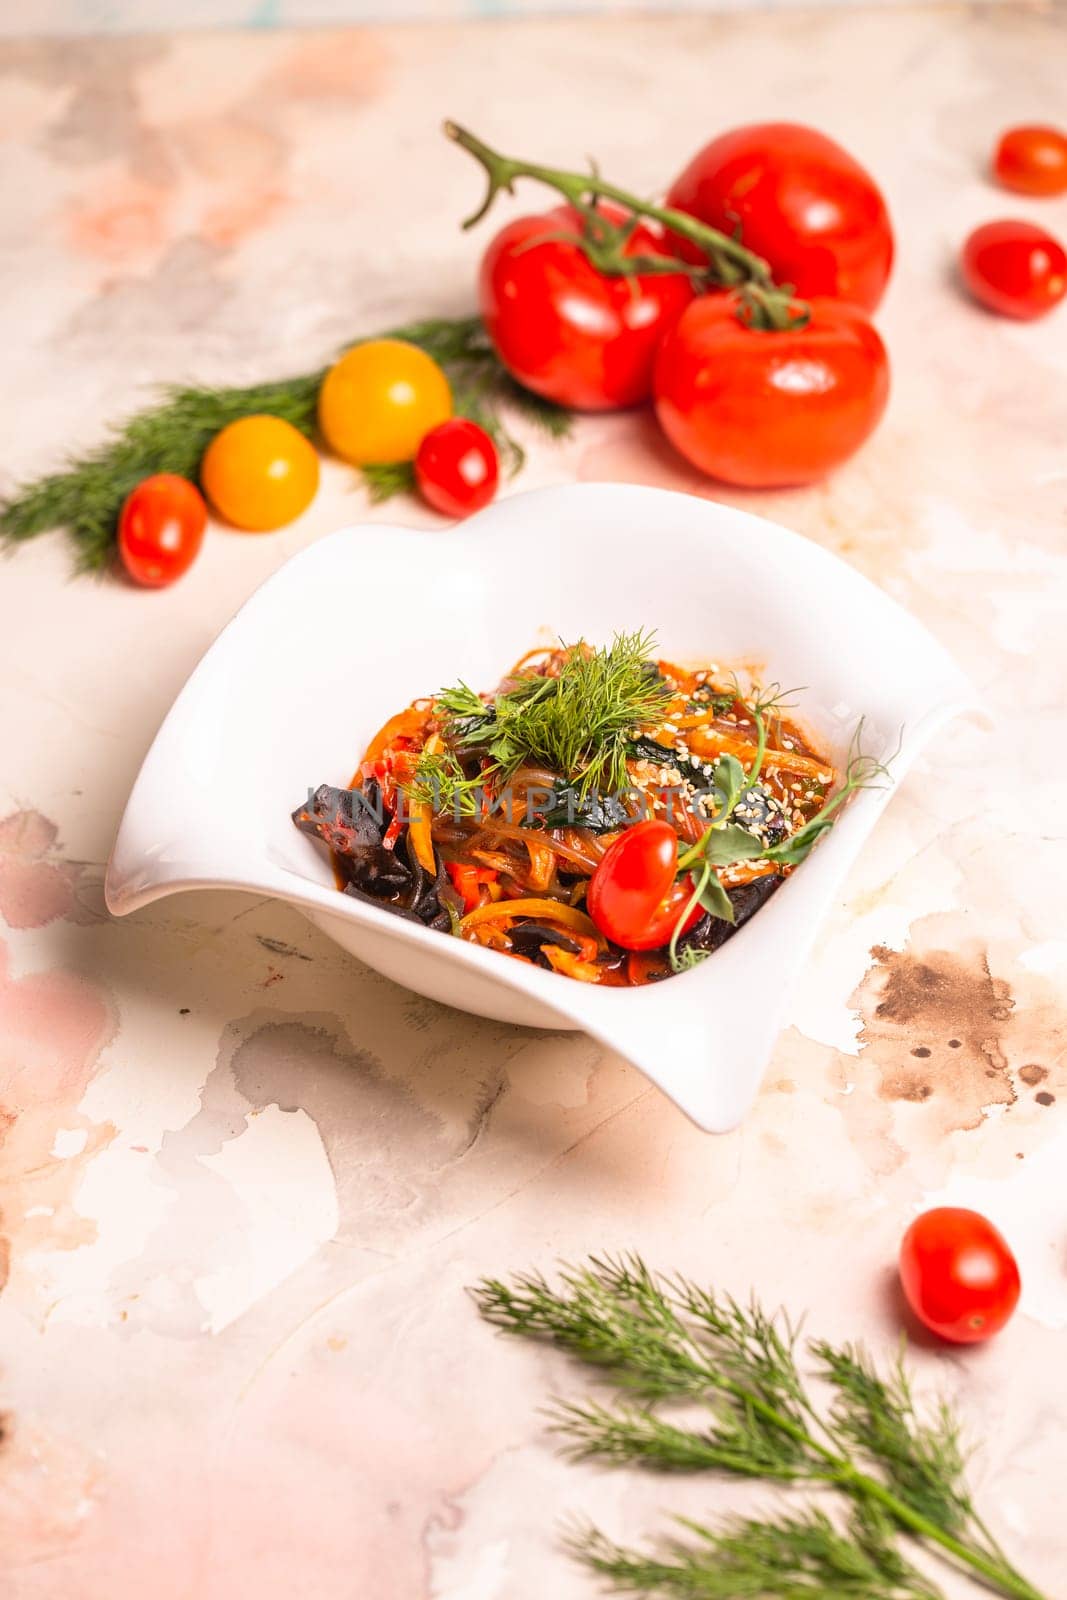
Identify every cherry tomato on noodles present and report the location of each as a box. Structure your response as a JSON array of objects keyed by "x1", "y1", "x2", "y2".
[
  {"x1": 117, "y1": 474, "x2": 206, "y2": 587},
  {"x1": 415, "y1": 418, "x2": 499, "y2": 516},
  {"x1": 961, "y1": 220, "x2": 1066, "y2": 320},
  {"x1": 587, "y1": 821, "x2": 676, "y2": 942},
  {"x1": 653, "y1": 293, "x2": 889, "y2": 487},
  {"x1": 587, "y1": 821, "x2": 701, "y2": 951},
  {"x1": 479, "y1": 203, "x2": 694, "y2": 411},
  {"x1": 992, "y1": 125, "x2": 1067, "y2": 197},
  {"x1": 628, "y1": 879, "x2": 704, "y2": 952},
  {"x1": 666, "y1": 123, "x2": 894, "y2": 312},
  {"x1": 899, "y1": 1208, "x2": 1020, "y2": 1344}
]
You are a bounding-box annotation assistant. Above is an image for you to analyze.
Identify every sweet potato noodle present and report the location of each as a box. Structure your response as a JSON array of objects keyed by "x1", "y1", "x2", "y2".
[{"x1": 292, "y1": 640, "x2": 837, "y2": 986}]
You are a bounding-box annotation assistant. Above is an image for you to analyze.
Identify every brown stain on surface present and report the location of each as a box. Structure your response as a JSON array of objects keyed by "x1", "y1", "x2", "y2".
[
  {"x1": 858, "y1": 941, "x2": 1015, "y2": 1127},
  {"x1": 826, "y1": 914, "x2": 1067, "y2": 1178}
]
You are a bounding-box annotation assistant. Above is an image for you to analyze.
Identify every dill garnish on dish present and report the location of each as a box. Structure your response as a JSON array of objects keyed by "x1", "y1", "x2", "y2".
[{"x1": 436, "y1": 629, "x2": 673, "y2": 798}]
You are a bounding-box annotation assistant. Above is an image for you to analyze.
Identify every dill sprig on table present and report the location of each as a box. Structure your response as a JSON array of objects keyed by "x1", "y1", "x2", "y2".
[
  {"x1": 436, "y1": 630, "x2": 673, "y2": 799},
  {"x1": 574, "y1": 1505, "x2": 943, "y2": 1600},
  {"x1": 473, "y1": 1256, "x2": 1048, "y2": 1600},
  {"x1": 0, "y1": 315, "x2": 572, "y2": 571}
]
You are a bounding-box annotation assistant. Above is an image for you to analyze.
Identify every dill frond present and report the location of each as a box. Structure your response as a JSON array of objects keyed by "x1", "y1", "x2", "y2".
[
  {"x1": 361, "y1": 460, "x2": 416, "y2": 504},
  {"x1": 571, "y1": 1507, "x2": 944, "y2": 1600},
  {"x1": 1, "y1": 372, "x2": 322, "y2": 572},
  {"x1": 504, "y1": 377, "x2": 575, "y2": 439},
  {"x1": 404, "y1": 745, "x2": 482, "y2": 816},
  {"x1": 472, "y1": 1256, "x2": 1049, "y2": 1600},
  {"x1": 436, "y1": 632, "x2": 671, "y2": 797},
  {"x1": 814, "y1": 1342, "x2": 972, "y2": 1536},
  {"x1": 0, "y1": 314, "x2": 573, "y2": 571},
  {"x1": 551, "y1": 1395, "x2": 807, "y2": 1479}
]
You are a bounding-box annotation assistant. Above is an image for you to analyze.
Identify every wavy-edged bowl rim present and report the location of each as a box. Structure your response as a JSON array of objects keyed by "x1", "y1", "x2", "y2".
[{"x1": 106, "y1": 482, "x2": 977, "y2": 1131}]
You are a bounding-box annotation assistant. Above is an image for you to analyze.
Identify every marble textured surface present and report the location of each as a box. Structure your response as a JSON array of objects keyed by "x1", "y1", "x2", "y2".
[
  {"x1": 1, "y1": 6, "x2": 1066, "y2": 1596},
  {"x1": 0, "y1": 0, "x2": 1011, "y2": 42}
]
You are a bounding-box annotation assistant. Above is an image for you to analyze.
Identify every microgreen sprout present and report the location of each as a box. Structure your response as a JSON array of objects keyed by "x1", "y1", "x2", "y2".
[{"x1": 669, "y1": 710, "x2": 895, "y2": 973}]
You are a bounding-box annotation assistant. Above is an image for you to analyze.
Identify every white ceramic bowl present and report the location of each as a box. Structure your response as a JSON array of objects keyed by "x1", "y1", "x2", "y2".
[{"x1": 106, "y1": 483, "x2": 973, "y2": 1132}]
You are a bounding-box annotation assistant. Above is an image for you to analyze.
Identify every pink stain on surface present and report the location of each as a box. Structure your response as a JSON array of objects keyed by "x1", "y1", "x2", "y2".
[
  {"x1": 0, "y1": 940, "x2": 117, "y2": 1290},
  {"x1": 0, "y1": 1414, "x2": 105, "y2": 1572},
  {"x1": 65, "y1": 178, "x2": 170, "y2": 265},
  {"x1": 0, "y1": 943, "x2": 111, "y2": 1110},
  {"x1": 200, "y1": 184, "x2": 288, "y2": 250},
  {"x1": 268, "y1": 31, "x2": 389, "y2": 100},
  {"x1": 177, "y1": 114, "x2": 281, "y2": 186},
  {"x1": 0, "y1": 810, "x2": 82, "y2": 929},
  {"x1": 176, "y1": 112, "x2": 290, "y2": 249}
]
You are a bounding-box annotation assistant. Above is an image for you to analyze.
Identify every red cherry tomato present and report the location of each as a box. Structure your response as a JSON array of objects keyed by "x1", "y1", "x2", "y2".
[
  {"x1": 993, "y1": 125, "x2": 1067, "y2": 197},
  {"x1": 627, "y1": 879, "x2": 705, "y2": 952},
  {"x1": 667, "y1": 123, "x2": 894, "y2": 312},
  {"x1": 653, "y1": 293, "x2": 889, "y2": 488},
  {"x1": 899, "y1": 1208, "x2": 1020, "y2": 1345},
  {"x1": 415, "y1": 419, "x2": 499, "y2": 517},
  {"x1": 588, "y1": 821, "x2": 677, "y2": 941},
  {"x1": 117, "y1": 474, "x2": 207, "y2": 588},
  {"x1": 961, "y1": 220, "x2": 1066, "y2": 321},
  {"x1": 587, "y1": 821, "x2": 702, "y2": 951},
  {"x1": 479, "y1": 203, "x2": 695, "y2": 411}
]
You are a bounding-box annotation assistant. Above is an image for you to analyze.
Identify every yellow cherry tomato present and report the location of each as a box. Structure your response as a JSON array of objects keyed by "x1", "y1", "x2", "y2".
[
  {"x1": 318, "y1": 339, "x2": 452, "y2": 466},
  {"x1": 200, "y1": 415, "x2": 319, "y2": 532}
]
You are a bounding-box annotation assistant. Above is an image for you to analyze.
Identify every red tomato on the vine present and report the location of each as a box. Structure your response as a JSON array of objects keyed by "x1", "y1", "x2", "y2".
[
  {"x1": 415, "y1": 418, "x2": 499, "y2": 517},
  {"x1": 992, "y1": 125, "x2": 1067, "y2": 197},
  {"x1": 667, "y1": 123, "x2": 894, "y2": 313},
  {"x1": 961, "y1": 220, "x2": 1066, "y2": 321},
  {"x1": 118, "y1": 474, "x2": 207, "y2": 588},
  {"x1": 653, "y1": 294, "x2": 889, "y2": 488},
  {"x1": 587, "y1": 821, "x2": 701, "y2": 951},
  {"x1": 479, "y1": 203, "x2": 695, "y2": 411},
  {"x1": 899, "y1": 1208, "x2": 1020, "y2": 1345}
]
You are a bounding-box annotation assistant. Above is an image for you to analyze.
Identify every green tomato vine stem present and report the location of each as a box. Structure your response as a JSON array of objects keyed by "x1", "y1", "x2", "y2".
[{"x1": 444, "y1": 121, "x2": 809, "y2": 331}]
